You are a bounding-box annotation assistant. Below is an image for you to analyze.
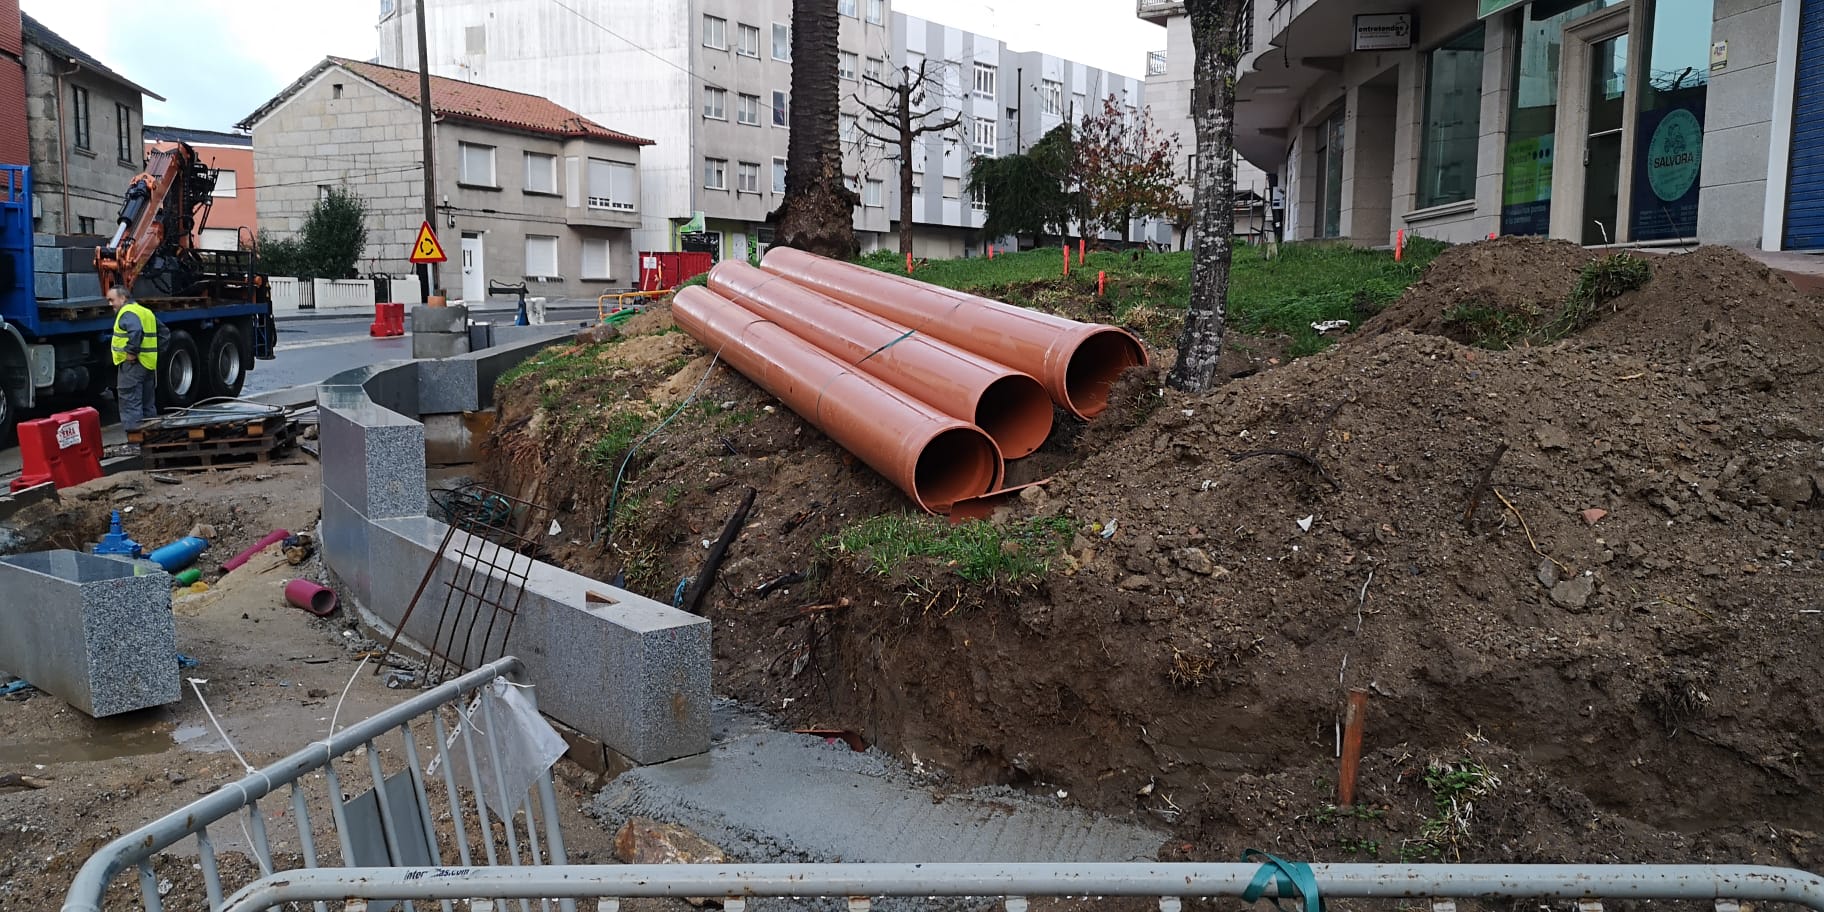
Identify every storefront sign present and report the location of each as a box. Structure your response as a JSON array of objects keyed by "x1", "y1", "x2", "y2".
[
  {"x1": 1353, "y1": 14, "x2": 1414, "y2": 51},
  {"x1": 1710, "y1": 40, "x2": 1728, "y2": 71},
  {"x1": 1477, "y1": 0, "x2": 1526, "y2": 19},
  {"x1": 1630, "y1": 104, "x2": 1705, "y2": 241}
]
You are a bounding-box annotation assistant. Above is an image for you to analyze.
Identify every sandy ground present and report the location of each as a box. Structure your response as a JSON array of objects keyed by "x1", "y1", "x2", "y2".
[{"x1": 0, "y1": 462, "x2": 624, "y2": 910}]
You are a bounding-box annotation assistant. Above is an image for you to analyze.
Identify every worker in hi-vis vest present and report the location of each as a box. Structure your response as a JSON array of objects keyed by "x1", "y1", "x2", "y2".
[{"x1": 108, "y1": 285, "x2": 164, "y2": 438}]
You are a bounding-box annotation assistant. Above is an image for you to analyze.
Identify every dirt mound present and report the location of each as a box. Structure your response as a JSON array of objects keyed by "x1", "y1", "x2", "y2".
[
  {"x1": 1361, "y1": 236, "x2": 1596, "y2": 343},
  {"x1": 487, "y1": 255, "x2": 1824, "y2": 869}
]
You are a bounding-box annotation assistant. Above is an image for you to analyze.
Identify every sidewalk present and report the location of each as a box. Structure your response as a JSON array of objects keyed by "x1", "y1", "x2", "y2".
[{"x1": 273, "y1": 298, "x2": 603, "y2": 324}]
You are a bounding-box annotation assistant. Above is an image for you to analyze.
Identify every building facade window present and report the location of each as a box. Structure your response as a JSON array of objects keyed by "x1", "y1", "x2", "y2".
[
  {"x1": 737, "y1": 23, "x2": 760, "y2": 57},
  {"x1": 525, "y1": 152, "x2": 558, "y2": 194},
  {"x1": 841, "y1": 114, "x2": 858, "y2": 144},
  {"x1": 970, "y1": 186, "x2": 987, "y2": 211},
  {"x1": 772, "y1": 23, "x2": 791, "y2": 61},
  {"x1": 213, "y1": 169, "x2": 238, "y2": 198},
  {"x1": 702, "y1": 15, "x2": 726, "y2": 49},
  {"x1": 525, "y1": 235, "x2": 559, "y2": 277},
  {"x1": 1502, "y1": 0, "x2": 1608, "y2": 236},
  {"x1": 839, "y1": 51, "x2": 858, "y2": 81},
  {"x1": 704, "y1": 157, "x2": 728, "y2": 190},
  {"x1": 867, "y1": 0, "x2": 884, "y2": 24},
  {"x1": 738, "y1": 161, "x2": 760, "y2": 193},
  {"x1": 772, "y1": 91, "x2": 790, "y2": 126},
  {"x1": 1041, "y1": 80, "x2": 1063, "y2": 116},
  {"x1": 838, "y1": 0, "x2": 857, "y2": 17},
  {"x1": 703, "y1": 87, "x2": 726, "y2": 120},
  {"x1": 772, "y1": 157, "x2": 787, "y2": 193},
  {"x1": 1072, "y1": 92, "x2": 1086, "y2": 119},
  {"x1": 78, "y1": 216, "x2": 96, "y2": 234},
  {"x1": 71, "y1": 85, "x2": 90, "y2": 150},
  {"x1": 1631, "y1": 0, "x2": 1711, "y2": 241},
  {"x1": 115, "y1": 103, "x2": 133, "y2": 161},
  {"x1": 582, "y1": 237, "x2": 612, "y2": 279},
  {"x1": 973, "y1": 63, "x2": 996, "y2": 98},
  {"x1": 1315, "y1": 108, "x2": 1344, "y2": 239},
  {"x1": 911, "y1": 176, "x2": 922, "y2": 198},
  {"x1": 1416, "y1": 24, "x2": 1486, "y2": 209},
  {"x1": 943, "y1": 176, "x2": 961, "y2": 199},
  {"x1": 973, "y1": 119, "x2": 997, "y2": 157},
  {"x1": 588, "y1": 158, "x2": 636, "y2": 210},
  {"x1": 459, "y1": 142, "x2": 496, "y2": 186},
  {"x1": 865, "y1": 179, "x2": 883, "y2": 207},
  {"x1": 737, "y1": 93, "x2": 761, "y2": 125},
  {"x1": 865, "y1": 57, "x2": 885, "y2": 82}
]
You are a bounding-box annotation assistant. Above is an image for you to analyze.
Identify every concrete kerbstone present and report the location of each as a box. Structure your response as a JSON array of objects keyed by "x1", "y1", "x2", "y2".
[
  {"x1": 410, "y1": 304, "x2": 469, "y2": 334},
  {"x1": 0, "y1": 550, "x2": 178, "y2": 717}
]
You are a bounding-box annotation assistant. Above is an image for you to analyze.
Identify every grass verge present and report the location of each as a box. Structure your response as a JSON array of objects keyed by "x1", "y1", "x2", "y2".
[{"x1": 831, "y1": 514, "x2": 1076, "y2": 589}]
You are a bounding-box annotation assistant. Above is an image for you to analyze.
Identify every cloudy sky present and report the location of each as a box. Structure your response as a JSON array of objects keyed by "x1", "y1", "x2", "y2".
[{"x1": 19, "y1": 0, "x2": 1162, "y2": 132}]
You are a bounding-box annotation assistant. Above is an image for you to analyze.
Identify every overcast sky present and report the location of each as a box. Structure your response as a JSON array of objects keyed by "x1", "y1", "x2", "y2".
[{"x1": 19, "y1": 0, "x2": 1162, "y2": 132}]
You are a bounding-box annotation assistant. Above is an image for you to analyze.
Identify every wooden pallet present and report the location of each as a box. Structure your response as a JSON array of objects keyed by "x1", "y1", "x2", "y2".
[
  {"x1": 130, "y1": 416, "x2": 282, "y2": 447},
  {"x1": 141, "y1": 425, "x2": 298, "y2": 470}
]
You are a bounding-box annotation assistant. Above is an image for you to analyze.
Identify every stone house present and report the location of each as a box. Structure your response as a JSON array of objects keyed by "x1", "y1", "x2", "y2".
[
  {"x1": 240, "y1": 57, "x2": 652, "y2": 302},
  {"x1": 21, "y1": 12, "x2": 161, "y2": 235}
]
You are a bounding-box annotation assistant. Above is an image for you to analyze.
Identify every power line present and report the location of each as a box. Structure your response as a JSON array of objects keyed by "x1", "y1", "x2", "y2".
[
  {"x1": 245, "y1": 165, "x2": 426, "y2": 192},
  {"x1": 546, "y1": 0, "x2": 727, "y2": 91}
]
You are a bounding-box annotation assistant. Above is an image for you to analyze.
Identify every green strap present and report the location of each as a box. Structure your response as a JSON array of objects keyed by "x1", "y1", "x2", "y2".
[{"x1": 1240, "y1": 849, "x2": 1324, "y2": 912}]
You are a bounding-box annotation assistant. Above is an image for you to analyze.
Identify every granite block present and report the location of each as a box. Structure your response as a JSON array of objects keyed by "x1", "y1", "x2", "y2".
[
  {"x1": 34, "y1": 272, "x2": 64, "y2": 299},
  {"x1": 32, "y1": 245, "x2": 94, "y2": 273},
  {"x1": 0, "y1": 550, "x2": 178, "y2": 717},
  {"x1": 412, "y1": 332, "x2": 471, "y2": 360},
  {"x1": 415, "y1": 360, "x2": 480, "y2": 415},
  {"x1": 64, "y1": 272, "x2": 101, "y2": 299},
  {"x1": 318, "y1": 397, "x2": 427, "y2": 520},
  {"x1": 410, "y1": 305, "x2": 469, "y2": 334}
]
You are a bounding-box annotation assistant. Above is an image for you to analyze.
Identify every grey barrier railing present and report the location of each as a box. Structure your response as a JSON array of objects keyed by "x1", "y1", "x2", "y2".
[{"x1": 60, "y1": 656, "x2": 569, "y2": 912}]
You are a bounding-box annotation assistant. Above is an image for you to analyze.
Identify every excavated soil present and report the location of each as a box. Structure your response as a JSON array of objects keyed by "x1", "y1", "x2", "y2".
[{"x1": 486, "y1": 244, "x2": 1824, "y2": 868}]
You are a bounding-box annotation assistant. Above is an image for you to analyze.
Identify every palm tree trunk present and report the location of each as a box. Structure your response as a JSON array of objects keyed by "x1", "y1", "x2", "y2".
[{"x1": 773, "y1": 0, "x2": 859, "y2": 259}]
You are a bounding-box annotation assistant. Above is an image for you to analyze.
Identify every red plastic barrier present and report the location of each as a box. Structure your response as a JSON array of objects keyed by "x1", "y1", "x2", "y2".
[
  {"x1": 370, "y1": 302, "x2": 405, "y2": 337},
  {"x1": 11, "y1": 407, "x2": 104, "y2": 492},
  {"x1": 638, "y1": 251, "x2": 717, "y2": 291}
]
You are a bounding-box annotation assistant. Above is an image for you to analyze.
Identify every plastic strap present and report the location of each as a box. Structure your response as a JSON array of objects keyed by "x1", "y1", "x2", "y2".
[{"x1": 1241, "y1": 849, "x2": 1324, "y2": 912}]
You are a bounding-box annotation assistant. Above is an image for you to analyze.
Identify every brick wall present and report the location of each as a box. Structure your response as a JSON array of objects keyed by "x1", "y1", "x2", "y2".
[{"x1": 0, "y1": 0, "x2": 26, "y2": 166}]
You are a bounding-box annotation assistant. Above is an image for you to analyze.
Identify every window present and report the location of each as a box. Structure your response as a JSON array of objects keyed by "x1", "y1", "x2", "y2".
[
  {"x1": 737, "y1": 93, "x2": 761, "y2": 125},
  {"x1": 1041, "y1": 80, "x2": 1063, "y2": 116},
  {"x1": 772, "y1": 23, "x2": 791, "y2": 60},
  {"x1": 318, "y1": 185, "x2": 332, "y2": 201},
  {"x1": 839, "y1": 51, "x2": 858, "y2": 81},
  {"x1": 77, "y1": 216, "x2": 96, "y2": 234},
  {"x1": 524, "y1": 235, "x2": 559, "y2": 277},
  {"x1": 970, "y1": 186, "x2": 987, "y2": 212},
  {"x1": 973, "y1": 63, "x2": 996, "y2": 99},
  {"x1": 1501, "y1": 0, "x2": 1606, "y2": 236},
  {"x1": 332, "y1": 83, "x2": 345, "y2": 99},
  {"x1": 866, "y1": 0, "x2": 884, "y2": 24},
  {"x1": 910, "y1": 176, "x2": 922, "y2": 198},
  {"x1": 772, "y1": 157, "x2": 787, "y2": 193},
  {"x1": 838, "y1": 0, "x2": 857, "y2": 17},
  {"x1": 1146, "y1": 51, "x2": 1167, "y2": 77},
  {"x1": 738, "y1": 23, "x2": 760, "y2": 57},
  {"x1": 973, "y1": 119, "x2": 997, "y2": 157},
  {"x1": 841, "y1": 114, "x2": 858, "y2": 144},
  {"x1": 704, "y1": 157, "x2": 727, "y2": 190},
  {"x1": 71, "y1": 85, "x2": 90, "y2": 150},
  {"x1": 1072, "y1": 92, "x2": 1086, "y2": 119},
  {"x1": 702, "y1": 15, "x2": 726, "y2": 49},
  {"x1": 1632, "y1": 0, "x2": 1710, "y2": 240},
  {"x1": 772, "y1": 91, "x2": 790, "y2": 126},
  {"x1": 865, "y1": 57, "x2": 885, "y2": 81},
  {"x1": 1316, "y1": 108, "x2": 1344, "y2": 238},
  {"x1": 865, "y1": 115, "x2": 884, "y2": 146},
  {"x1": 582, "y1": 237, "x2": 612, "y2": 279},
  {"x1": 214, "y1": 169, "x2": 238, "y2": 198},
  {"x1": 738, "y1": 161, "x2": 760, "y2": 193},
  {"x1": 459, "y1": 142, "x2": 496, "y2": 186},
  {"x1": 864, "y1": 179, "x2": 883, "y2": 207},
  {"x1": 115, "y1": 103, "x2": 132, "y2": 161},
  {"x1": 942, "y1": 176, "x2": 960, "y2": 199},
  {"x1": 465, "y1": 24, "x2": 487, "y2": 53},
  {"x1": 524, "y1": 152, "x2": 557, "y2": 194},
  {"x1": 703, "y1": 87, "x2": 726, "y2": 120},
  {"x1": 588, "y1": 158, "x2": 636, "y2": 211},
  {"x1": 1416, "y1": 24, "x2": 1485, "y2": 209},
  {"x1": 912, "y1": 150, "x2": 925, "y2": 173}
]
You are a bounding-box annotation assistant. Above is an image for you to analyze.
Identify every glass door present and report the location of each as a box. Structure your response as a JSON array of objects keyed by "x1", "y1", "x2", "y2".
[{"x1": 1582, "y1": 33, "x2": 1629, "y2": 244}]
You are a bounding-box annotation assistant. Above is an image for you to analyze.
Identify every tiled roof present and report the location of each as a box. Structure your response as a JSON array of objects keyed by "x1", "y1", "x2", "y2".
[
  {"x1": 329, "y1": 57, "x2": 653, "y2": 146},
  {"x1": 21, "y1": 13, "x2": 163, "y2": 100},
  {"x1": 144, "y1": 125, "x2": 251, "y2": 147}
]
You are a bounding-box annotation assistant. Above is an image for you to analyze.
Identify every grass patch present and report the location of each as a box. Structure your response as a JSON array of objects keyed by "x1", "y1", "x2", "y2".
[
  {"x1": 830, "y1": 514, "x2": 1076, "y2": 588},
  {"x1": 1447, "y1": 252, "x2": 1651, "y2": 350},
  {"x1": 583, "y1": 411, "x2": 653, "y2": 468},
  {"x1": 1401, "y1": 758, "x2": 1501, "y2": 861},
  {"x1": 860, "y1": 238, "x2": 1445, "y2": 358}
]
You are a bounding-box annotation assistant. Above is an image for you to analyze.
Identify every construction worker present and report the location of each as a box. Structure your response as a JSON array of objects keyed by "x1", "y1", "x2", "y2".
[{"x1": 108, "y1": 285, "x2": 162, "y2": 439}]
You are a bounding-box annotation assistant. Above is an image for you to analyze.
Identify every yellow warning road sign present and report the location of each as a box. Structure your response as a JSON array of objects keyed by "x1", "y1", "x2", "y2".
[{"x1": 410, "y1": 221, "x2": 448, "y2": 264}]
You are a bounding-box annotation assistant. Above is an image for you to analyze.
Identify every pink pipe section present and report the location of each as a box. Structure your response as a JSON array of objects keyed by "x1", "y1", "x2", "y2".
[
  {"x1": 220, "y1": 529, "x2": 291, "y2": 574},
  {"x1": 673, "y1": 286, "x2": 1003, "y2": 512},
  {"x1": 760, "y1": 247, "x2": 1148, "y2": 418},
  {"x1": 708, "y1": 260, "x2": 1054, "y2": 458}
]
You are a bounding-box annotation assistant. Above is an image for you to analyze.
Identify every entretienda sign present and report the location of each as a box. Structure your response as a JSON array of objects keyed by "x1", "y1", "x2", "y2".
[{"x1": 1353, "y1": 14, "x2": 1415, "y2": 51}]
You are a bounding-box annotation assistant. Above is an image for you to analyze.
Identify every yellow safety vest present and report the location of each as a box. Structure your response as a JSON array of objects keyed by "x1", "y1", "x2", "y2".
[{"x1": 111, "y1": 302, "x2": 159, "y2": 370}]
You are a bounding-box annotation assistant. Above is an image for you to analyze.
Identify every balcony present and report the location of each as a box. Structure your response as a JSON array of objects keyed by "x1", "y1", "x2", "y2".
[
  {"x1": 1136, "y1": 0, "x2": 1184, "y2": 23},
  {"x1": 1146, "y1": 50, "x2": 1168, "y2": 77}
]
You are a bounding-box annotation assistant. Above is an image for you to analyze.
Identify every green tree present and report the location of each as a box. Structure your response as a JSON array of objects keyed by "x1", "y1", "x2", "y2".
[
  {"x1": 967, "y1": 124, "x2": 1079, "y2": 246},
  {"x1": 255, "y1": 187, "x2": 369, "y2": 279}
]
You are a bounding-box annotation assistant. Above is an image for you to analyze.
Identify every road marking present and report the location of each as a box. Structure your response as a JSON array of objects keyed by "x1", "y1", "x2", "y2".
[{"x1": 276, "y1": 335, "x2": 408, "y2": 352}]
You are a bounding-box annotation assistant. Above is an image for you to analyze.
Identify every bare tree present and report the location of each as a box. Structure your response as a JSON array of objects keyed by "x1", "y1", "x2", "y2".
[
  {"x1": 772, "y1": 0, "x2": 859, "y2": 259},
  {"x1": 1167, "y1": 0, "x2": 1249, "y2": 393},
  {"x1": 854, "y1": 60, "x2": 962, "y2": 257}
]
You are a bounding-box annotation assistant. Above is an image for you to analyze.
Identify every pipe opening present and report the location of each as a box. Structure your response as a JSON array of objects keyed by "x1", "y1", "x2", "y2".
[
  {"x1": 1063, "y1": 329, "x2": 1148, "y2": 418},
  {"x1": 913, "y1": 427, "x2": 1002, "y2": 511},
  {"x1": 973, "y1": 374, "x2": 1054, "y2": 460}
]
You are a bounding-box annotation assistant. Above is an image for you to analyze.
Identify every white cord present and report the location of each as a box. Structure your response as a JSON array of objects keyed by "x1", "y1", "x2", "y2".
[
  {"x1": 187, "y1": 677, "x2": 255, "y2": 774},
  {"x1": 323, "y1": 655, "x2": 371, "y2": 763}
]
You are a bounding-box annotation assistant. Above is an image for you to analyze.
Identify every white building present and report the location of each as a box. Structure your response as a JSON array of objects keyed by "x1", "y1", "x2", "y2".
[{"x1": 378, "y1": 0, "x2": 893, "y2": 262}]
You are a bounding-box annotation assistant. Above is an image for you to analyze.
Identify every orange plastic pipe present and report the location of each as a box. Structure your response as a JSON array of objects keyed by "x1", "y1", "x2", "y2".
[
  {"x1": 673, "y1": 286, "x2": 1003, "y2": 512},
  {"x1": 709, "y1": 261, "x2": 1053, "y2": 458},
  {"x1": 760, "y1": 247, "x2": 1148, "y2": 419}
]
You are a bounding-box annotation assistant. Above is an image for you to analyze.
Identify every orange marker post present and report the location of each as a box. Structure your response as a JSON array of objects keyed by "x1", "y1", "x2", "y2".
[
  {"x1": 1062, "y1": 243, "x2": 1070, "y2": 277},
  {"x1": 1394, "y1": 229, "x2": 1405, "y2": 262},
  {"x1": 988, "y1": 244, "x2": 995, "y2": 260},
  {"x1": 1077, "y1": 239, "x2": 1085, "y2": 265},
  {"x1": 906, "y1": 252, "x2": 914, "y2": 274},
  {"x1": 1097, "y1": 270, "x2": 1106, "y2": 298},
  {"x1": 1339, "y1": 688, "x2": 1370, "y2": 807}
]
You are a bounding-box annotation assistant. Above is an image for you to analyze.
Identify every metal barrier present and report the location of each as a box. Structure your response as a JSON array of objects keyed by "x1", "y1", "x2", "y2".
[
  {"x1": 60, "y1": 656, "x2": 571, "y2": 912},
  {"x1": 596, "y1": 289, "x2": 671, "y2": 322},
  {"x1": 211, "y1": 863, "x2": 1824, "y2": 912}
]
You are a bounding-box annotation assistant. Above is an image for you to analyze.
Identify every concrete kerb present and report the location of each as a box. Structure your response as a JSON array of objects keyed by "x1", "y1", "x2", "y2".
[{"x1": 316, "y1": 333, "x2": 712, "y2": 765}]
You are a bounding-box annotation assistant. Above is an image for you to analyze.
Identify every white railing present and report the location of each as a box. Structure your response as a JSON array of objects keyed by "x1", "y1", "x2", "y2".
[{"x1": 312, "y1": 278, "x2": 377, "y2": 310}]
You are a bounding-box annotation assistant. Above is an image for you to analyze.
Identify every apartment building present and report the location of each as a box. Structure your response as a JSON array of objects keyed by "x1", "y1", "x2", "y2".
[
  {"x1": 890, "y1": 13, "x2": 1154, "y2": 257},
  {"x1": 241, "y1": 57, "x2": 651, "y2": 302},
  {"x1": 1144, "y1": 0, "x2": 1811, "y2": 251},
  {"x1": 144, "y1": 126, "x2": 257, "y2": 251},
  {"x1": 378, "y1": 0, "x2": 893, "y2": 262}
]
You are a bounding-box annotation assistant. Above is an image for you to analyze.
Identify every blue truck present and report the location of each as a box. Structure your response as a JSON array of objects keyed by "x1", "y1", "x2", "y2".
[{"x1": 0, "y1": 149, "x2": 276, "y2": 443}]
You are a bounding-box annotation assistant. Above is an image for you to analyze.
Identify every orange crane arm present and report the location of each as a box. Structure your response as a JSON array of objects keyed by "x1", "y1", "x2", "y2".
[{"x1": 94, "y1": 143, "x2": 216, "y2": 294}]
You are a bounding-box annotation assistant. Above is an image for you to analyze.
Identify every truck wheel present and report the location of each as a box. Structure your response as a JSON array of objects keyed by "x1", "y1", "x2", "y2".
[
  {"x1": 204, "y1": 324, "x2": 247, "y2": 399},
  {"x1": 158, "y1": 330, "x2": 202, "y2": 410},
  {"x1": 0, "y1": 388, "x2": 15, "y2": 448}
]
